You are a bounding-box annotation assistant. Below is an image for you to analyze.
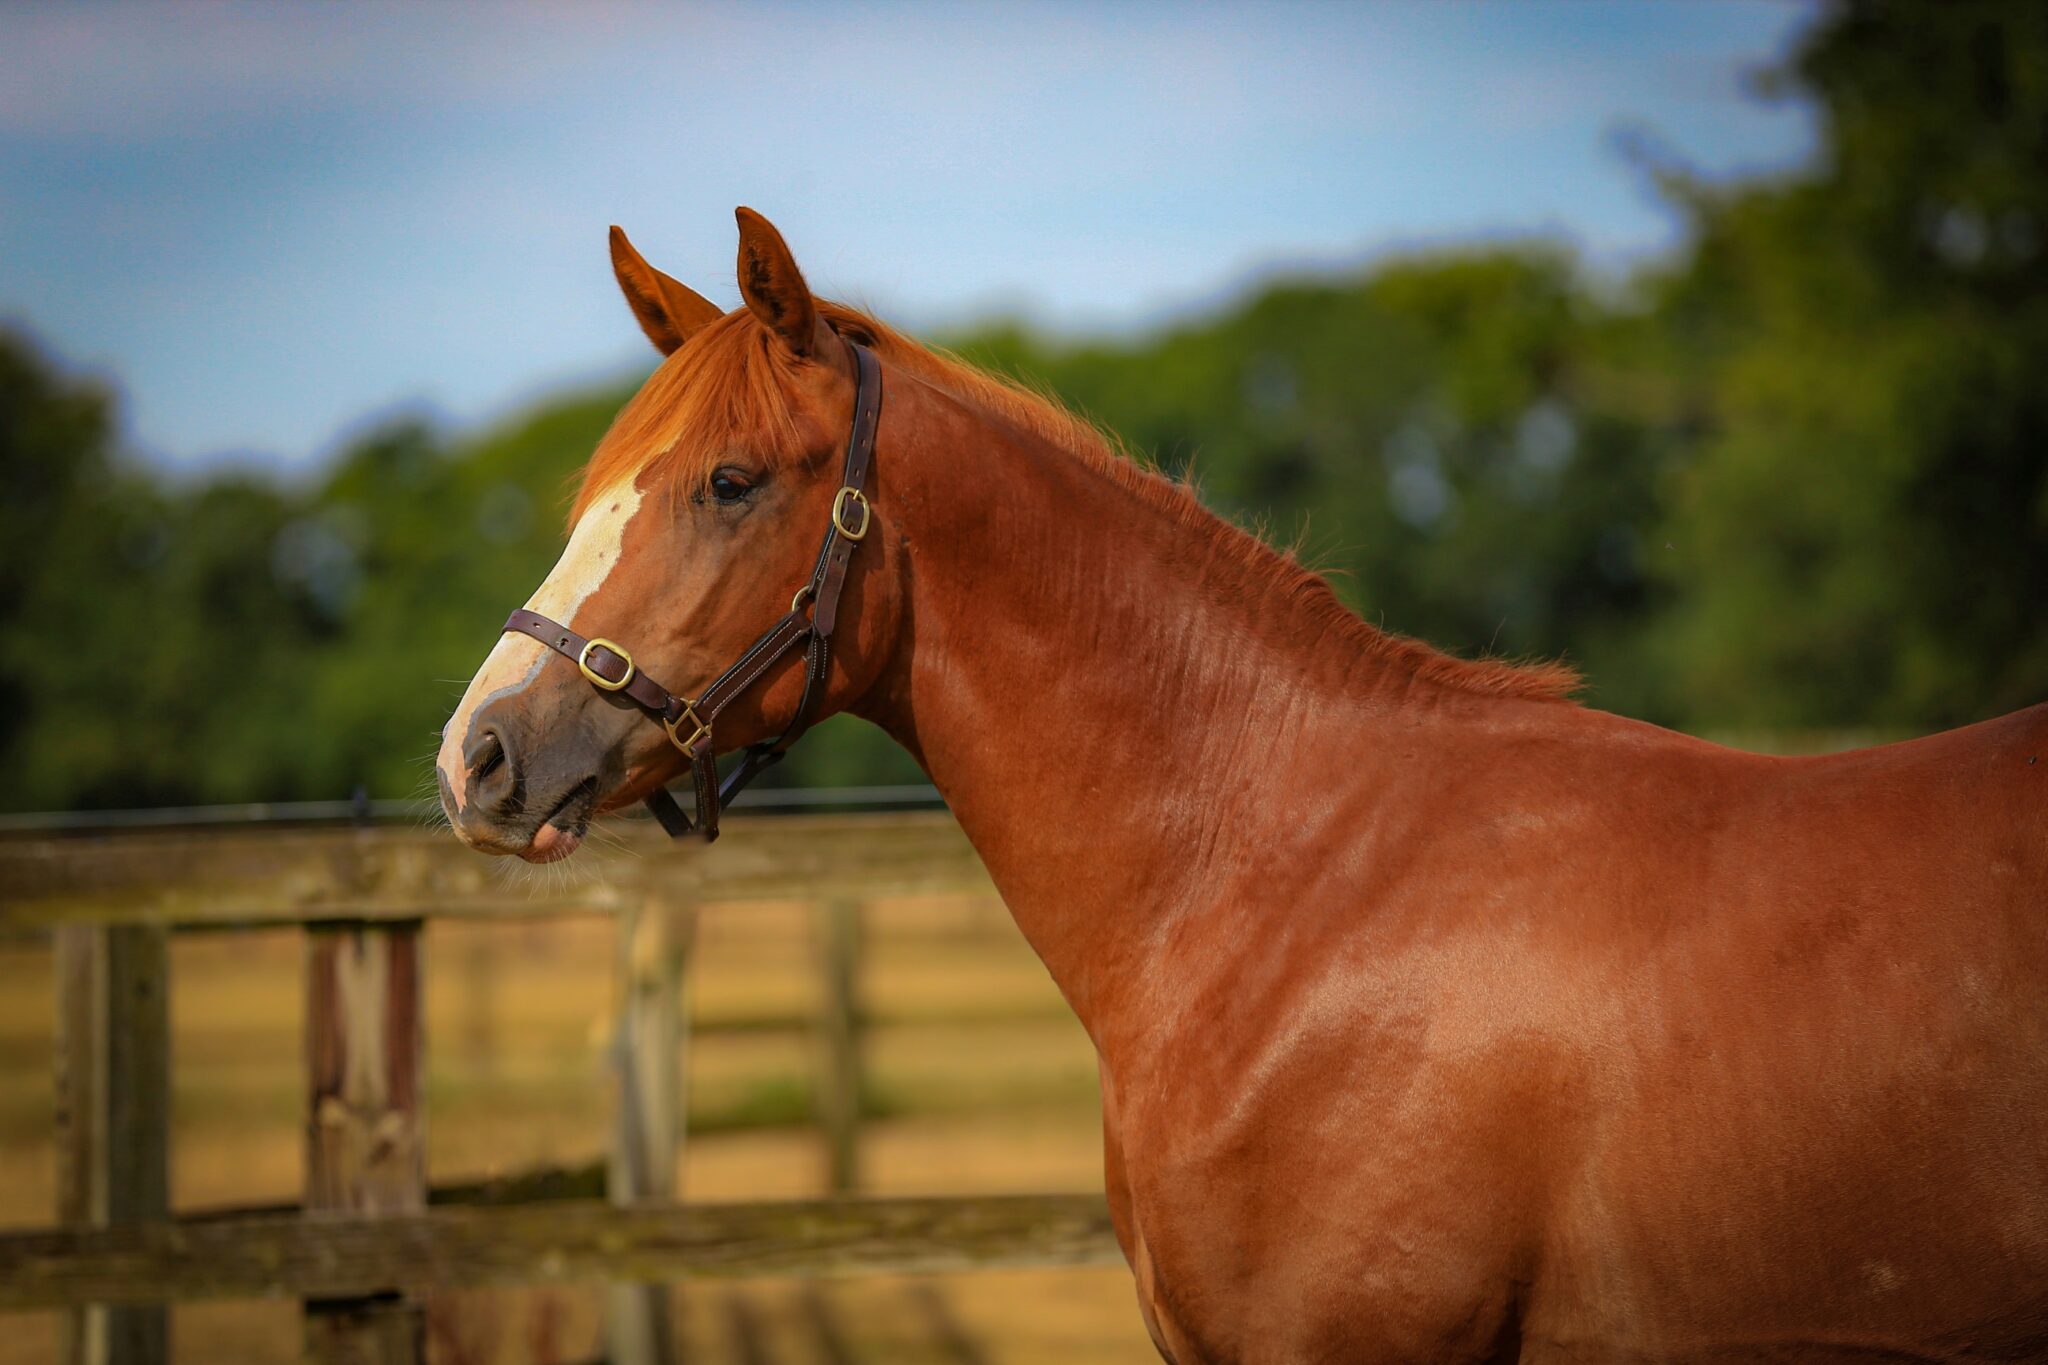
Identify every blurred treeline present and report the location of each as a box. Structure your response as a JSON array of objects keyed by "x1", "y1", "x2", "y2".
[{"x1": 3, "y1": 1, "x2": 2045, "y2": 814}]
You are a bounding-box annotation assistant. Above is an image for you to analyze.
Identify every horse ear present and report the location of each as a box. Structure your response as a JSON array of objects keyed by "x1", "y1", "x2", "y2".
[
  {"x1": 734, "y1": 207, "x2": 820, "y2": 357},
  {"x1": 610, "y1": 226, "x2": 722, "y2": 356}
]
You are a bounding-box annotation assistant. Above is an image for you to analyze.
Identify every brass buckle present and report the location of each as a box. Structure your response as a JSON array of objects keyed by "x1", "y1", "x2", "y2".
[
  {"x1": 663, "y1": 700, "x2": 711, "y2": 754},
  {"x1": 790, "y1": 583, "x2": 814, "y2": 615},
  {"x1": 831, "y1": 486, "x2": 871, "y2": 541},
  {"x1": 577, "y1": 637, "x2": 634, "y2": 691}
]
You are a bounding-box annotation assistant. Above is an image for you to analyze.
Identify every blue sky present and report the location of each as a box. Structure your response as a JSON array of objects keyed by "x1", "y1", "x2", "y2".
[{"x1": 0, "y1": 1, "x2": 1818, "y2": 472}]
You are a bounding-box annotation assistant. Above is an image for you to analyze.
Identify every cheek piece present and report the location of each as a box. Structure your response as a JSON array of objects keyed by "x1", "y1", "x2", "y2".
[{"x1": 499, "y1": 337, "x2": 881, "y2": 843}]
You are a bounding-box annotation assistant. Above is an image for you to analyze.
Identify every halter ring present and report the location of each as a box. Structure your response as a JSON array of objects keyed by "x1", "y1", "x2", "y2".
[{"x1": 663, "y1": 700, "x2": 712, "y2": 754}]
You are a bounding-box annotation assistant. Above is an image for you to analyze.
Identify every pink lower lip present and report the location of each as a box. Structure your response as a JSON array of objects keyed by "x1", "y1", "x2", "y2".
[{"x1": 520, "y1": 823, "x2": 582, "y2": 864}]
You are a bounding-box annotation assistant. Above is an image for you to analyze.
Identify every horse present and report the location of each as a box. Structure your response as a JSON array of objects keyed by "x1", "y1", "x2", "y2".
[{"x1": 436, "y1": 209, "x2": 2048, "y2": 1363}]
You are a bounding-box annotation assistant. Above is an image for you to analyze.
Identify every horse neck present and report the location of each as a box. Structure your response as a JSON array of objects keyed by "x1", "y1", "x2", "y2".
[{"x1": 851, "y1": 370, "x2": 1422, "y2": 1026}]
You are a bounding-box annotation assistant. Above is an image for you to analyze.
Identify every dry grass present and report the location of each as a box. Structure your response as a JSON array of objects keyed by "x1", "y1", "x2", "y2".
[{"x1": 0, "y1": 895, "x2": 1156, "y2": 1364}]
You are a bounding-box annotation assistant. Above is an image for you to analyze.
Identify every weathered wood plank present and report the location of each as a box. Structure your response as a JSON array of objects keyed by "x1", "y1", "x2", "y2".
[
  {"x1": 53, "y1": 930, "x2": 98, "y2": 1236},
  {"x1": 54, "y1": 925, "x2": 169, "y2": 1365},
  {"x1": 0, "y1": 814, "x2": 991, "y2": 931},
  {"x1": 306, "y1": 924, "x2": 426, "y2": 1213},
  {"x1": 0, "y1": 1194, "x2": 1123, "y2": 1309},
  {"x1": 181, "y1": 1161, "x2": 610, "y2": 1224},
  {"x1": 694, "y1": 1000, "x2": 1070, "y2": 1039},
  {"x1": 815, "y1": 899, "x2": 864, "y2": 1195},
  {"x1": 305, "y1": 923, "x2": 425, "y2": 1364},
  {"x1": 608, "y1": 894, "x2": 694, "y2": 1365}
]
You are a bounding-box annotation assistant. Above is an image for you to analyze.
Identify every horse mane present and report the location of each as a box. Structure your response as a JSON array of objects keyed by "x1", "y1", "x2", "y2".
[{"x1": 572, "y1": 301, "x2": 1580, "y2": 704}]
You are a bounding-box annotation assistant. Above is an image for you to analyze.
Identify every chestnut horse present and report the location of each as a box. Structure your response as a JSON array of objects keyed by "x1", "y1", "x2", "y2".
[{"x1": 437, "y1": 210, "x2": 2048, "y2": 1363}]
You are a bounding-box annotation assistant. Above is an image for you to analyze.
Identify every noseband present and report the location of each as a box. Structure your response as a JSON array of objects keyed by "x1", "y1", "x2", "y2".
[{"x1": 500, "y1": 339, "x2": 882, "y2": 843}]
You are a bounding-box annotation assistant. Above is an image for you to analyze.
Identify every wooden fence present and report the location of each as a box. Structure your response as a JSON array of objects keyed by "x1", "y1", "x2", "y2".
[{"x1": 0, "y1": 812, "x2": 1121, "y2": 1365}]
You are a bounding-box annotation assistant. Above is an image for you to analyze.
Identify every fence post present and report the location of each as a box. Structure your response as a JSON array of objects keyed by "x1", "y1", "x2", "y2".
[
  {"x1": 816, "y1": 898, "x2": 864, "y2": 1196},
  {"x1": 304, "y1": 921, "x2": 425, "y2": 1365},
  {"x1": 54, "y1": 925, "x2": 170, "y2": 1365},
  {"x1": 607, "y1": 891, "x2": 695, "y2": 1365}
]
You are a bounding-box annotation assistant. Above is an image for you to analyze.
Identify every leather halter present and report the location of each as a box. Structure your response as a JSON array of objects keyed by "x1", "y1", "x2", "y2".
[{"x1": 501, "y1": 339, "x2": 882, "y2": 843}]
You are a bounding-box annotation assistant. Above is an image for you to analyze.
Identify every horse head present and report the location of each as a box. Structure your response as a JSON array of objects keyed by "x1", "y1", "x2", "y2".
[{"x1": 435, "y1": 210, "x2": 901, "y2": 860}]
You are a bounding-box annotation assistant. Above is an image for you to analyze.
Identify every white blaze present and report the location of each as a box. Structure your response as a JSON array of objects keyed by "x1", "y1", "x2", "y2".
[{"x1": 437, "y1": 485, "x2": 645, "y2": 810}]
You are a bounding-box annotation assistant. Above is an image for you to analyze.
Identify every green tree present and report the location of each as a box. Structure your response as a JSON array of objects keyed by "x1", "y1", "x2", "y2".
[
  {"x1": 1646, "y1": 0, "x2": 2048, "y2": 728},
  {"x1": 0, "y1": 331, "x2": 177, "y2": 806}
]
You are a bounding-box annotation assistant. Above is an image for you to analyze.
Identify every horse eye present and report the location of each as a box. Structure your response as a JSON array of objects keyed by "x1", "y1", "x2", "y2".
[{"x1": 709, "y1": 469, "x2": 754, "y2": 504}]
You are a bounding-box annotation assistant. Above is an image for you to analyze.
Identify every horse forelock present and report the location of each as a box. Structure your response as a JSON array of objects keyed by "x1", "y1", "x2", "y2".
[{"x1": 569, "y1": 310, "x2": 813, "y2": 526}]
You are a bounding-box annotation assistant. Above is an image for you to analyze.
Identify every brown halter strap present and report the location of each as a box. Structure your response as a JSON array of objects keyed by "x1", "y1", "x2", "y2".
[{"x1": 501, "y1": 338, "x2": 883, "y2": 842}]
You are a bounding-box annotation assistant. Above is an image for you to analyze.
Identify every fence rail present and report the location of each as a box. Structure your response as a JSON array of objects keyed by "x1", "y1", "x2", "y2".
[
  {"x1": 0, "y1": 783, "x2": 948, "y2": 835},
  {"x1": 0, "y1": 1193, "x2": 1121, "y2": 1310},
  {"x1": 0, "y1": 810, "x2": 1115, "y2": 1365},
  {"x1": 0, "y1": 811, "x2": 992, "y2": 932}
]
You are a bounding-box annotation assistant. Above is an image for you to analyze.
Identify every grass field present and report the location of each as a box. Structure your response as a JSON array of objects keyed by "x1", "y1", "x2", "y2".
[{"x1": 0, "y1": 891, "x2": 1158, "y2": 1364}]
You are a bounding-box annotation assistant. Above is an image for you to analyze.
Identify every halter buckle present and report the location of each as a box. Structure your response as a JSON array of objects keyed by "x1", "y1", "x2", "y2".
[
  {"x1": 577, "y1": 638, "x2": 635, "y2": 691},
  {"x1": 663, "y1": 700, "x2": 712, "y2": 754},
  {"x1": 831, "y1": 486, "x2": 871, "y2": 541}
]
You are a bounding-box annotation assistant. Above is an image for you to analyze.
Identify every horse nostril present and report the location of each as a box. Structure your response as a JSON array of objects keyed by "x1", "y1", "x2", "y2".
[
  {"x1": 460, "y1": 716, "x2": 524, "y2": 820},
  {"x1": 464, "y1": 728, "x2": 521, "y2": 817},
  {"x1": 470, "y1": 731, "x2": 505, "y2": 783}
]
